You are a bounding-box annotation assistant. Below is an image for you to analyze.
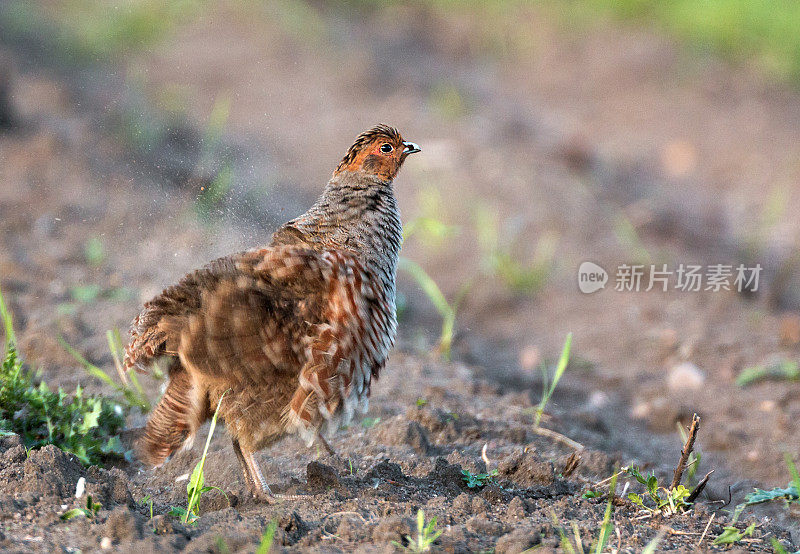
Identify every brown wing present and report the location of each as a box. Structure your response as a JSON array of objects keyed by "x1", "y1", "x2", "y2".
[
  {"x1": 276, "y1": 249, "x2": 396, "y2": 446},
  {"x1": 124, "y1": 254, "x2": 240, "y2": 372}
]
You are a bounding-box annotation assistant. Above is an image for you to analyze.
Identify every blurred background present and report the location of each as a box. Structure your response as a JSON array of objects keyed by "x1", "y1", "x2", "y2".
[{"x1": 2, "y1": 0, "x2": 800, "y2": 493}]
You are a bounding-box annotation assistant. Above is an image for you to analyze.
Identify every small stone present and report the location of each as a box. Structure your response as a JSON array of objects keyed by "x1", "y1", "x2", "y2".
[
  {"x1": 104, "y1": 507, "x2": 141, "y2": 542},
  {"x1": 452, "y1": 493, "x2": 471, "y2": 514},
  {"x1": 506, "y1": 496, "x2": 526, "y2": 519},
  {"x1": 306, "y1": 461, "x2": 339, "y2": 492},
  {"x1": 519, "y1": 346, "x2": 541, "y2": 371},
  {"x1": 668, "y1": 362, "x2": 705, "y2": 391},
  {"x1": 470, "y1": 496, "x2": 490, "y2": 515},
  {"x1": 465, "y1": 515, "x2": 504, "y2": 536},
  {"x1": 371, "y1": 515, "x2": 411, "y2": 544},
  {"x1": 498, "y1": 452, "x2": 554, "y2": 487},
  {"x1": 660, "y1": 140, "x2": 697, "y2": 178},
  {"x1": 496, "y1": 527, "x2": 541, "y2": 554},
  {"x1": 100, "y1": 537, "x2": 112, "y2": 550},
  {"x1": 630, "y1": 401, "x2": 650, "y2": 420}
]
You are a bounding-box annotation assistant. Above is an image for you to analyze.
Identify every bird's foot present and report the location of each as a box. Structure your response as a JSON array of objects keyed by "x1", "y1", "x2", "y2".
[{"x1": 250, "y1": 484, "x2": 278, "y2": 504}]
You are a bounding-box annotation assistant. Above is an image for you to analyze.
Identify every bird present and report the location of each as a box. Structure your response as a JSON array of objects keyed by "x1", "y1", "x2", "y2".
[{"x1": 123, "y1": 124, "x2": 420, "y2": 500}]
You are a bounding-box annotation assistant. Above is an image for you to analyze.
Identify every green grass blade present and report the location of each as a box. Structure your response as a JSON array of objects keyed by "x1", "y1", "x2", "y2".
[
  {"x1": 106, "y1": 328, "x2": 128, "y2": 385},
  {"x1": 534, "y1": 332, "x2": 573, "y2": 428},
  {"x1": 785, "y1": 453, "x2": 800, "y2": 500},
  {"x1": 0, "y1": 284, "x2": 16, "y2": 349},
  {"x1": 642, "y1": 529, "x2": 666, "y2": 554},
  {"x1": 59, "y1": 336, "x2": 118, "y2": 389},
  {"x1": 256, "y1": 519, "x2": 278, "y2": 554},
  {"x1": 185, "y1": 390, "x2": 227, "y2": 523},
  {"x1": 398, "y1": 258, "x2": 452, "y2": 319},
  {"x1": 594, "y1": 468, "x2": 618, "y2": 554},
  {"x1": 549, "y1": 332, "x2": 572, "y2": 397}
]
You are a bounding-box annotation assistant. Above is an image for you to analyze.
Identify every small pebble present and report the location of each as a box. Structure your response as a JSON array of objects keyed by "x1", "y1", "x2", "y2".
[
  {"x1": 100, "y1": 537, "x2": 112, "y2": 550},
  {"x1": 668, "y1": 362, "x2": 705, "y2": 391}
]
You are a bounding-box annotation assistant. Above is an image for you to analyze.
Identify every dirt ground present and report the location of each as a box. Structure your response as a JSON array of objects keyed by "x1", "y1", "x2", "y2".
[{"x1": 2, "y1": 1, "x2": 800, "y2": 552}]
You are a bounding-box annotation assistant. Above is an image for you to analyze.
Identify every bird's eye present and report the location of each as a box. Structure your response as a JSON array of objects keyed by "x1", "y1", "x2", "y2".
[{"x1": 380, "y1": 143, "x2": 393, "y2": 153}]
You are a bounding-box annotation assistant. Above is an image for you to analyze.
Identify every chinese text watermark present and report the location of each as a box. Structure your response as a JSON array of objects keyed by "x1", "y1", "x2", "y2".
[{"x1": 578, "y1": 262, "x2": 761, "y2": 294}]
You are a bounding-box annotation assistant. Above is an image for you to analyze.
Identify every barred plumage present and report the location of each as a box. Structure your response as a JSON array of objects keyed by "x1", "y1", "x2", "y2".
[{"x1": 124, "y1": 125, "x2": 419, "y2": 500}]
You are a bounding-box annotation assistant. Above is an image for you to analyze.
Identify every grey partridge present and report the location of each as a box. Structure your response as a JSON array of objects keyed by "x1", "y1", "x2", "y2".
[{"x1": 123, "y1": 125, "x2": 420, "y2": 499}]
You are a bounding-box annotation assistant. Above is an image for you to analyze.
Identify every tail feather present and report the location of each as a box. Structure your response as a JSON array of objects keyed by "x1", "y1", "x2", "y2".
[{"x1": 137, "y1": 361, "x2": 197, "y2": 467}]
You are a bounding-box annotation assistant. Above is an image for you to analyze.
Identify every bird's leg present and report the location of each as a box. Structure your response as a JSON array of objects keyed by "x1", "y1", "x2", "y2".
[
  {"x1": 231, "y1": 438, "x2": 274, "y2": 501},
  {"x1": 316, "y1": 432, "x2": 338, "y2": 458}
]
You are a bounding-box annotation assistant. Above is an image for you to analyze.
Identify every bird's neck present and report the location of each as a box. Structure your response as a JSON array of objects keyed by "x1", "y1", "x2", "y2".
[{"x1": 289, "y1": 171, "x2": 403, "y2": 279}]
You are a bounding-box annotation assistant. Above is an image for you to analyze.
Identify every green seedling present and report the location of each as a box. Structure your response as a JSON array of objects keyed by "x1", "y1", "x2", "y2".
[
  {"x1": 140, "y1": 495, "x2": 156, "y2": 532},
  {"x1": 771, "y1": 537, "x2": 800, "y2": 554},
  {"x1": 84, "y1": 237, "x2": 105, "y2": 266},
  {"x1": 403, "y1": 187, "x2": 460, "y2": 252},
  {"x1": 473, "y1": 206, "x2": 556, "y2": 295},
  {"x1": 713, "y1": 523, "x2": 755, "y2": 545},
  {"x1": 361, "y1": 417, "x2": 381, "y2": 428},
  {"x1": 533, "y1": 333, "x2": 572, "y2": 429},
  {"x1": 392, "y1": 509, "x2": 443, "y2": 552},
  {"x1": 624, "y1": 466, "x2": 692, "y2": 515},
  {"x1": 398, "y1": 257, "x2": 472, "y2": 360},
  {"x1": 59, "y1": 330, "x2": 151, "y2": 413},
  {"x1": 733, "y1": 454, "x2": 800, "y2": 522},
  {"x1": 170, "y1": 391, "x2": 228, "y2": 524},
  {"x1": 461, "y1": 468, "x2": 498, "y2": 488},
  {"x1": 256, "y1": 519, "x2": 278, "y2": 554},
  {"x1": 0, "y1": 287, "x2": 125, "y2": 465},
  {"x1": 61, "y1": 495, "x2": 102, "y2": 520},
  {"x1": 612, "y1": 212, "x2": 651, "y2": 265},
  {"x1": 737, "y1": 359, "x2": 799, "y2": 387},
  {"x1": 0, "y1": 284, "x2": 15, "y2": 348},
  {"x1": 553, "y1": 469, "x2": 619, "y2": 554}
]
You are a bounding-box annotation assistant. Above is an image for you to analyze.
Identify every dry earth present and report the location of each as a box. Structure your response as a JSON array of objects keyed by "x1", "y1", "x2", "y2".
[{"x1": 2, "y1": 2, "x2": 800, "y2": 552}]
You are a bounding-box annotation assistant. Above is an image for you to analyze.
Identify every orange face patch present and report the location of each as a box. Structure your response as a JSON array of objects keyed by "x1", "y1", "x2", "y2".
[{"x1": 335, "y1": 125, "x2": 412, "y2": 181}]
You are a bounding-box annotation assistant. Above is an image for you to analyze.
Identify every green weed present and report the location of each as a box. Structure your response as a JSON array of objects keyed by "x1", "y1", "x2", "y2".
[
  {"x1": 0, "y1": 287, "x2": 125, "y2": 465},
  {"x1": 169, "y1": 391, "x2": 228, "y2": 524},
  {"x1": 59, "y1": 329, "x2": 151, "y2": 413},
  {"x1": 403, "y1": 188, "x2": 460, "y2": 252},
  {"x1": 552, "y1": 468, "x2": 619, "y2": 554},
  {"x1": 733, "y1": 454, "x2": 800, "y2": 523},
  {"x1": 361, "y1": 417, "x2": 381, "y2": 428},
  {"x1": 256, "y1": 520, "x2": 278, "y2": 554},
  {"x1": 736, "y1": 358, "x2": 799, "y2": 387},
  {"x1": 461, "y1": 468, "x2": 498, "y2": 488},
  {"x1": 557, "y1": 0, "x2": 800, "y2": 84},
  {"x1": 533, "y1": 333, "x2": 572, "y2": 429},
  {"x1": 624, "y1": 466, "x2": 695, "y2": 516},
  {"x1": 1, "y1": 0, "x2": 206, "y2": 62},
  {"x1": 60, "y1": 495, "x2": 102, "y2": 520},
  {"x1": 392, "y1": 509, "x2": 443, "y2": 552},
  {"x1": 398, "y1": 257, "x2": 471, "y2": 360},
  {"x1": 474, "y1": 207, "x2": 556, "y2": 295},
  {"x1": 771, "y1": 537, "x2": 800, "y2": 554},
  {"x1": 713, "y1": 522, "x2": 755, "y2": 545},
  {"x1": 84, "y1": 237, "x2": 105, "y2": 267}
]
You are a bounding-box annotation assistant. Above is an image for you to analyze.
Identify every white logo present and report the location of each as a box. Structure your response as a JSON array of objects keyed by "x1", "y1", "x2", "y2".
[{"x1": 578, "y1": 262, "x2": 608, "y2": 294}]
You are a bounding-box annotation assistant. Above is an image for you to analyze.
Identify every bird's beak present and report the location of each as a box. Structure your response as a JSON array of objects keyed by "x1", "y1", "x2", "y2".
[{"x1": 402, "y1": 141, "x2": 421, "y2": 155}]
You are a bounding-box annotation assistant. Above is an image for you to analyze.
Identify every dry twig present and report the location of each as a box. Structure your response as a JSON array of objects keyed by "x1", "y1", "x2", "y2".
[
  {"x1": 534, "y1": 426, "x2": 584, "y2": 451},
  {"x1": 695, "y1": 512, "x2": 716, "y2": 549},
  {"x1": 562, "y1": 451, "x2": 581, "y2": 478},
  {"x1": 686, "y1": 470, "x2": 714, "y2": 505},
  {"x1": 671, "y1": 414, "x2": 700, "y2": 490}
]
